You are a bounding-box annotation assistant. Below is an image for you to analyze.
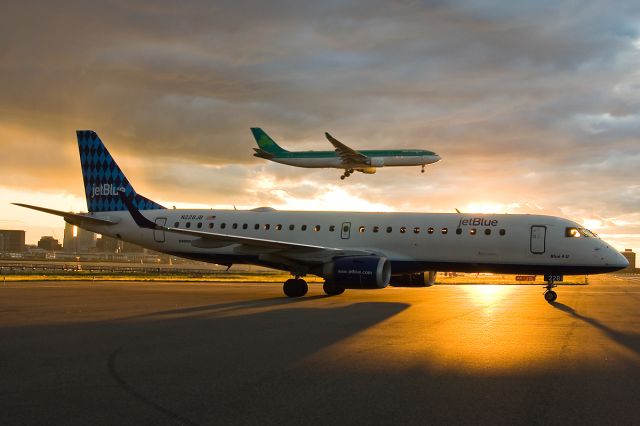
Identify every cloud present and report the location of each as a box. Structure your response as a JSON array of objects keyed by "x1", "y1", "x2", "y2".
[{"x1": 0, "y1": 0, "x2": 639, "y2": 248}]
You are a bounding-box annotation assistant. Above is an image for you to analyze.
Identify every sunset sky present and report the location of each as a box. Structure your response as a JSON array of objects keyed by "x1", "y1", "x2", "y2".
[{"x1": 1, "y1": 1, "x2": 639, "y2": 259}]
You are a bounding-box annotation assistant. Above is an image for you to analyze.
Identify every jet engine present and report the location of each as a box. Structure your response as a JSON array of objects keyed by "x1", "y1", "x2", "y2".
[
  {"x1": 322, "y1": 256, "x2": 391, "y2": 289},
  {"x1": 389, "y1": 271, "x2": 437, "y2": 287},
  {"x1": 356, "y1": 167, "x2": 377, "y2": 174}
]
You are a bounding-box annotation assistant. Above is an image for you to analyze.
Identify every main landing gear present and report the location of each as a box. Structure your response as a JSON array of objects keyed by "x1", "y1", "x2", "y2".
[
  {"x1": 340, "y1": 168, "x2": 355, "y2": 180},
  {"x1": 323, "y1": 281, "x2": 345, "y2": 296},
  {"x1": 283, "y1": 277, "x2": 308, "y2": 298},
  {"x1": 543, "y1": 278, "x2": 558, "y2": 303}
]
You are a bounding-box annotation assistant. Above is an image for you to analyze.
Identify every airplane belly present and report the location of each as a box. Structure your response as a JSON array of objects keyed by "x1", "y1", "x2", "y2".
[
  {"x1": 278, "y1": 157, "x2": 343, "y2": 168},
  {"x1": 381, "y1": 156, "x2": 428, "y2": 166}
]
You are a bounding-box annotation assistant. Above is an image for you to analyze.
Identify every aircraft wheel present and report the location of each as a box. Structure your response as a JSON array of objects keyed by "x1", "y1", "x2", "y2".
[
  {"x1": 544, "y1": 290, "x2": 557, "y2": 303},
  {"x1": 323, "y1": 281, "x2": 345, "y2": 296},
  {"x1": 284, "y1": 278, "x2": 307, "y2": 298},
  {"x1": 340, "y1": 175, "x2": 346, "y2": 180}
]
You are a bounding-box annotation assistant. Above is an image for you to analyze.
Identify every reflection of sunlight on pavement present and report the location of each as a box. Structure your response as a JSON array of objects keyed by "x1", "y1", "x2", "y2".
[
  {"x1": 462, "y1": 285, "x2": 514, "y2": 314},
  {"x1": 301, "y1": 286, "x2": 582, "y2": 375}
]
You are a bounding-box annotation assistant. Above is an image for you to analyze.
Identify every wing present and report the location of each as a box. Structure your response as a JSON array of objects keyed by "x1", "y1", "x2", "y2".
[
  {"x1": 12, "y1": 203, "x2": 119, "y2": 227},
  {"x1": 118, "y1": 192, "x2": 372, "y2": 263},
  {"x1": 325, "y1": 132, "x2": 370, "y2": 165}
]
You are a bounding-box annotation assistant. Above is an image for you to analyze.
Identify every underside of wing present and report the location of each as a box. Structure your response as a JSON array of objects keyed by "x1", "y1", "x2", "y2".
[
  {"x1": 325, "y1": 132, "x2": 370, "y2": 165},
  {"x1": 12, "y1": 203, "x2": 119, "y2": 227}
]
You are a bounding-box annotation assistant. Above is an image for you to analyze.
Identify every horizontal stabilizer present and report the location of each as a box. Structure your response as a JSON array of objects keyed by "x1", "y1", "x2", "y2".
[{"x1": 12, "y1": 203, "x2": 120, "y2": 226}]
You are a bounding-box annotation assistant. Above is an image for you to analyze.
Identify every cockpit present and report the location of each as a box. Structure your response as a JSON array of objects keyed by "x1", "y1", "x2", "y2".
[{"x1": 565, "y1": 227, "x2": 599, "y2": 238}]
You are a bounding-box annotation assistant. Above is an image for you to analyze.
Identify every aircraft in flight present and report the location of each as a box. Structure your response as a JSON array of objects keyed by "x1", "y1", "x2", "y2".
[
  {"x1": 15, "y1": 131, "x2": 627, "y2": 302},
  {"x1": 251, "y1": 128, "x2": 441, "y2": 179}
]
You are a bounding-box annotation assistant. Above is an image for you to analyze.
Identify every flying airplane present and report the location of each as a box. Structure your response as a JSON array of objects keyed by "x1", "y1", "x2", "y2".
[
  {"x1": 251, "y1": 128, "x2": 441, "y2": 179},
  {"x1": 15, "y1": 131, "x2": 627, "y2": 302}
]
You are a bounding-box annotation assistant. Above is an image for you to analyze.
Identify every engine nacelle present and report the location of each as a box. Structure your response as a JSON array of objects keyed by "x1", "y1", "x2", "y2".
[
  {"x1": 357, "y1": 167, "x2": 377, "y2": 174},
  {"x1": 389, "y1": 271, "x2": 437, "y2": 287},
  {"x1": 322, "y1": 256, "x2": 391, "y2": 289}
]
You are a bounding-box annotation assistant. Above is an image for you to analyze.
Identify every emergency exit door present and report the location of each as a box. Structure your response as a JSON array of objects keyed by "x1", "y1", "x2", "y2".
[
  {"x1": 341, "y1": 222, "x2": 351, "y2": 239},
  {"x1": 530, "y1": 225, "x2": 546, "y2": 254}
]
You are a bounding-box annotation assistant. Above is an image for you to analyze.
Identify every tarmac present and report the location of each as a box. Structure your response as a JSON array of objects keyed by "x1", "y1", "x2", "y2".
[{"x1": 1, "y1": 275, "x2": 640, "y2": 425}]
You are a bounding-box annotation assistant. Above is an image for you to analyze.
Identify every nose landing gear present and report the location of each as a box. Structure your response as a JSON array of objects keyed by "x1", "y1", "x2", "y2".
[
  {"x1": 543, "y1": 278, "x2": 558, "y2": 302},
  {"x1": 421, "y1": 164, "x2": 425, "y2": 173}
]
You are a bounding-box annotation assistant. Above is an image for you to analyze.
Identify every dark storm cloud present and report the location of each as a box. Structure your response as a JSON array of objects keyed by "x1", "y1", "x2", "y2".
[{"x1": 0, "y1": 0, "x2": 639, "y2": 241}]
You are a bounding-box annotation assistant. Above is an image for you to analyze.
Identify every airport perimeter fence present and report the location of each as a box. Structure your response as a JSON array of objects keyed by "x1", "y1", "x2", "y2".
[{"x1": 0, "y1": 262, "x2": 225, "y2": 277}]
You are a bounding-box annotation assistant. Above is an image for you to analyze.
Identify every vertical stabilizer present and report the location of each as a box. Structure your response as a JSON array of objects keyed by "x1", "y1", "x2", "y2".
[
  {"x1": 250, "y1": 128, "x2": 289, "y2": 155},
  {"x1": 77, "y1": 130, "x2": 165, "y2": 212}
]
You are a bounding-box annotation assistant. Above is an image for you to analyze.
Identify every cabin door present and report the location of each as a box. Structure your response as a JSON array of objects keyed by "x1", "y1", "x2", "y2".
[
  {"x1": 154, "y1": 218, "x2": 167, "y2": 243},
  {"x1": 341, "y1": 222, "x2": 351, "y2": 239},
  {"x1": 530, "y1": 225, "x2": 546, "y2": 254}
]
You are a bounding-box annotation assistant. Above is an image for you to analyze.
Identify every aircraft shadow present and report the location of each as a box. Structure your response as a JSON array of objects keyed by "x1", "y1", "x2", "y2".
[{"x1": 551, "y1": 301, "x2": 640, "y2": 358}]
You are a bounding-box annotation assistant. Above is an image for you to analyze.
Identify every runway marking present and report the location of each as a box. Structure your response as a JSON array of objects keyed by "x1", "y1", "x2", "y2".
[{"x1": 108, "y1": 345, "x2": 199, "y2": 426}]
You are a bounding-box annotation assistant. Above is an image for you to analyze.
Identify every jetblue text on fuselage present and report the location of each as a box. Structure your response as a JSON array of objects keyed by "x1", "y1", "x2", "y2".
[
  {"x1": 458, "y1": 217, "x2": 499, "y2": 227},
  {"x1": 91, "y1": 184, "x2": 124, "y2": 198}
]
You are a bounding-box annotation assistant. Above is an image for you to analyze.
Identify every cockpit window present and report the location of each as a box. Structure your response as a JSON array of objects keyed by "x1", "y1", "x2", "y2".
[{"x1": 565, "y1": 227, "x2": 598, "y2": 238}]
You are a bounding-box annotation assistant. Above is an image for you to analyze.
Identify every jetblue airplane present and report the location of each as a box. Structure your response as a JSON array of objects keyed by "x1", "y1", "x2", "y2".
[
  {"x1": 251, "y1": 128, "x2": 441, "y2": 179},
  {"x1": 15, "y1": 131, "x2": 627, "y2": 302}
]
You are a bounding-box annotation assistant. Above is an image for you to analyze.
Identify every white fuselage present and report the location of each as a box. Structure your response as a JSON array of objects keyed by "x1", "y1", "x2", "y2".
[
  {"x1": 81, "y1": 209, "x2": 627, "y2": 276},
  {"x1": 271, "y1": 155, "x2": 440, "y2": 169}
]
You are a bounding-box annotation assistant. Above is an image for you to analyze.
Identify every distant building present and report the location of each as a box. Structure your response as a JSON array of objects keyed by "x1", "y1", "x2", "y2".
[
  {"x1": 121, "y1": 241, "x2": 145, "y2": 253},
  {"x1": 621, "y1": 249, "x2": 636, "y2": 272},
  {"x1": 37, "y1": 236, "x2": 63, "y2": 251},
  {"x1": 63, "y1": 222, "x2": 96, "y2": 253},
  {"x1": 0, "y1": 230, "x2": 26, "y2": 253},
  {"x1": 96, "y1": 235, "x2": 121, "y2": 253}
]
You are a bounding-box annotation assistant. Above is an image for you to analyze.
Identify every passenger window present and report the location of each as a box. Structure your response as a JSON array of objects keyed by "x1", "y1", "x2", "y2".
[
  {"x1": 499, "y1": 229, "x2": 506, "y2": 236},
  {"x1": 174, "y1": 222, "x2": 179, "y2": 227},
  {"x1": 373, "y1": 226, "x2": 379, "y2": 233},
  {"x1": 221, "y1": 223, "x2": 226, "y2": 229},
  {"x1": 485, "y1": 229, "x2": 491, "y2": 235},
  {"x1": 427, "y1": 227, "x2": 434, "y2": 234},
  {"x1": 264, "y1": 224, "x2": 270, "y2": 230},
  {"x1": 470, "y1": 228, "x2": 476, "y2": 235},
  {"x1": 358, "y1": 226, "x2": 365, "y2": 233},
  {"x1": 456, "y1": 228, "x2": 462, "y2": 235},
  {"x1": 314, "y1": 225, "x2": 321, "y2": 232},
  {"x1": 254, "y1": 224, "x2": 259, "y2": 230},
  {"x1": 289, "y1": 224, "x2": 295, "y2": 231},
  {"x1": 276, "y1": 224, "x2": 282, "y2": 230},
  {"x1": 209, "y1": 223, "x2": 214, "y2": 229},
  {"x1": 386, "y1": 226, "x2": 393, "y2": 233},
  {"x1": 400, "y1": 227, "x2": 407, "y2": 234},
  {"x1": 442, "y1": 228, "x2": 448, "y2": 234},
  {"x1": 242, "y1": 224, "x2": 248, "y2": 229},
  {"x1": 329, "y1": 225, "x2": 335, "y2": 232},
  {"x1": 301, "y1": 225, "x2": 307, "y2": 231},
  {"x1": 565, "y1": 227, "x2": 580, "y2": 238},
  {"x1": 197, "y1": 222, "x2": 202, "y2": 229},
  {"x1": 186, "y1": 222, "x2": 191, "y2": 228},
  {"x1": 413, "y1": 227, "x2": 420, "y2": 234},
  {"x1": 232, "y1": 223, "x2": 238, "y2": 229}
]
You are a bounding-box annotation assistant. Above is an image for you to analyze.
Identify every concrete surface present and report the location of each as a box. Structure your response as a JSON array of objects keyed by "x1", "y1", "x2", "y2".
[{"x1": 1, "y1": 275, "x2": 640, "y2": 425}]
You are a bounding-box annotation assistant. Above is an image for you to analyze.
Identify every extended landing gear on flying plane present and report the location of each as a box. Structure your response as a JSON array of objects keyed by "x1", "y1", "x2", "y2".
[
  {"x1": 421, "y1": 164, "x2": 425, "y2": 173},
  {"x1": 283, "y1": 277, "x2": 308, "y2": 298},
  {"x1": 340, "y1": 169, "x2": 355, "y2": 180},
  {"x1": 323, "y1": 281, "x2": 345, "y2": 296},
  {"x1": 543, "y1": 278, "x2": 558, "y2": 303}
]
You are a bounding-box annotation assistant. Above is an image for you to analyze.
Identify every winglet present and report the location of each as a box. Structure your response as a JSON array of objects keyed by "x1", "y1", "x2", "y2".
[{"x1": 118, "y1": 191, "x2": 158, "y2": 229}]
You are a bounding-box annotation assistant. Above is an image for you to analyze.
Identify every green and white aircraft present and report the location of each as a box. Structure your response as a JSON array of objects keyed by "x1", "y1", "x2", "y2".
[{"x1": 251, "y1": 128, "x2": 441, "y2": 179}]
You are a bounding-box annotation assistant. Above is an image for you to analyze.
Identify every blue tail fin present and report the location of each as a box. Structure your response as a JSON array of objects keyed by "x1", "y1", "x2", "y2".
[{"x1": 77, "y1": 130, "x2": 165, "y2": 212}]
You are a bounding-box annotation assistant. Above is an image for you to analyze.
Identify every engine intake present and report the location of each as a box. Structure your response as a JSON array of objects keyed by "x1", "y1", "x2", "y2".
[{"x1": 323, "y1": 256, "x2": 391, "y2": 289}]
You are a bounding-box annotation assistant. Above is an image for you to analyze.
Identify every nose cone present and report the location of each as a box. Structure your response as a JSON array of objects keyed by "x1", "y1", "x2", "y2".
[
  {"x1": 604, "y1": 248, "x2": 629, "y2": 270},
  {"x1": 433, "y1": 154, "x2": 441, "y2": 163}
]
